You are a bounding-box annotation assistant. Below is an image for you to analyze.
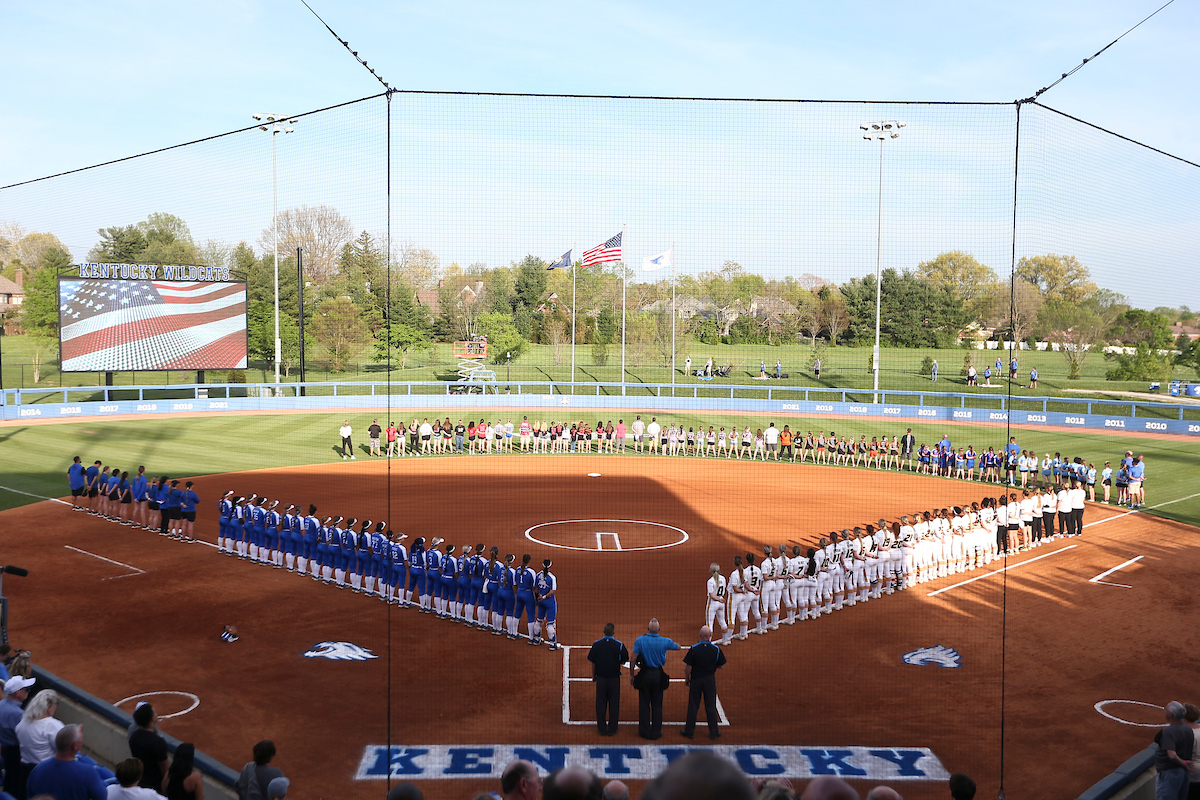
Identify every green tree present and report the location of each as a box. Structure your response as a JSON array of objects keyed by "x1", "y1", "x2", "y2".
[
  {"x1": 20, "y1": 248, "x2": 74, "y2": 383},
  {"x1": 1104, "y1": 343, "x2": 1171, "y2": 381},
  {"x1": 476, "y1": 312, "x2": 527, "y2": 364},
  {"x1": 312, "y1": 298, "x2": 367, "y2": 372},
  {"x1": 841, "y1": 270, "x2": 968, "y2": 348},
  {"x1": 372, "y1": 323, "x2": 432, "y2": 369},
  {"x1": 1037, "y1": 298, "x2": 1114, "y2": 380},
  {"x1": 513, "y1": 255, "x2": 549, "y2": 310},
  {"x1": 915, "y1": 251, "x2": 997, "y2": 314},
  {"x1": 1015, "y1": 254, "x2": 1097, "y2": 303},
  {"x1": 1108, "y1": 309, "x2": 1172, "y2": 350},
  {"x1": 87, "y1": 212, "x2": 201, "y2": 265},
  {"x1": 338, "y1": 231, "x2": 389, "y2": 327},
  {"x1": 595, "y1": 307, "x2": 618, "y2": 345}
]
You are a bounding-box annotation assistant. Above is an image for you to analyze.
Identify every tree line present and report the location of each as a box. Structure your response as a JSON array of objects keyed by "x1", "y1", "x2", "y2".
[{"x1": 2, "y1": 210, "x2": 1197, "y2": 383}]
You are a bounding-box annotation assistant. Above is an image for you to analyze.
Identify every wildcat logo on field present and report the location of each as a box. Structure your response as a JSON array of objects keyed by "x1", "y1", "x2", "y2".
[
  {"x1": 901, "y1": 645, "x2": 961, "y2": 668},
  {"x1": 303, "y1": 641, "x2": 379, "y2": 661}
]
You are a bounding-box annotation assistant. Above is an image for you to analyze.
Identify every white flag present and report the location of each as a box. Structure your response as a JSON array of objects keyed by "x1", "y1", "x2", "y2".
[{"x1": 642, "y1": 248, "x2": 673, "y2": 272}]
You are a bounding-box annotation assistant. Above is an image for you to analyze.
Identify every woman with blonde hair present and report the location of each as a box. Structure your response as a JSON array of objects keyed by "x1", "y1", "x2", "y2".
[{"x1": 16, "y1": 689, "x2": 63, "y2": 767}]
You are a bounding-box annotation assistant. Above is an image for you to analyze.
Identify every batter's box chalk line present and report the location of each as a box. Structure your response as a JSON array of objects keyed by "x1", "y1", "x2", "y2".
[{"x1": 560, "y1": 645, "x2": 729, "y2": 727}]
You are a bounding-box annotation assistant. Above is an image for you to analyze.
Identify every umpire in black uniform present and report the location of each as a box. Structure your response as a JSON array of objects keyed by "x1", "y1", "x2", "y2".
[
  {"x1": 587, "y1": 623, "x2": 630, "y2": 736},
  {"x1": 680, "y1": 625, "x2": 726, "y2": 740}
]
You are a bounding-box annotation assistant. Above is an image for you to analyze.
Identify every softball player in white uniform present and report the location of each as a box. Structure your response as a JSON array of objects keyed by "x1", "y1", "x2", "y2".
[
  {"x1": 850, "y1": 528, "x2": 871, "y2": 604},
  {"x1": 783, "y1": 545, "x2": 801, "y2": 624},
  {"x1": 813, "y1": 541, "x2": 833, "y2": 615},
  {"x1": 727, "y1": 555, "x2": 750, "y2": 639},
  {"x1": 796, "y1": 550, "x2": 817, "y2": 620},
  {"x1": 743, "y1": 553, "x2": 765, "y2": 633},
  {"x1": 706, "y1": 563, "x2": 732, "y2": 645},
  {"x1": 761, "y1": 546, "x2": 783, "y2": 630}
]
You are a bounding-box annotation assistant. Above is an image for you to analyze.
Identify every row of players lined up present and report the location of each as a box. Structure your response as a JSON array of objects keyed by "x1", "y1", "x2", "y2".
[
  {"x1": 345, "y1": 420, "x2": 1151, "y2": 505},
  {"x1": 702, "y1": 484, "x2": 1091, "y2": 645},
  {"x1": 215, "y1": 494, "x2": 564, "y2": 649},
  {"x1": 65, "y1": 458, "x2": 200, "y2": 539}
]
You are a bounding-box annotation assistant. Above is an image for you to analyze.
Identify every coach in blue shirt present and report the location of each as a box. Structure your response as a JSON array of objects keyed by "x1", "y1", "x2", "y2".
[{"x1": 631, "y1": 618, "x2": 679, "y2": 740}]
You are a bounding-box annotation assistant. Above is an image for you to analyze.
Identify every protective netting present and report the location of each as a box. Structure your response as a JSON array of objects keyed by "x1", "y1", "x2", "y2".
[{"x1": 1, "y1": 93, "x2": 1198, "y2": 800}]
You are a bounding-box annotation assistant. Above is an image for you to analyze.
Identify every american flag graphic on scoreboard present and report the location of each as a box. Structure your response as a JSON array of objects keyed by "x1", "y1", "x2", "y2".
[{"x1": 59, "y1": 279, "x2": 248, "y2": 371}]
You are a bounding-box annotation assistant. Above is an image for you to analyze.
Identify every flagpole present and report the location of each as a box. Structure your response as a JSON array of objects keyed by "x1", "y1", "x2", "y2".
[
  {"x1": 570, "y1": 243, "x2": 576, "y2": 390},
  {"x1": 620, "y1": 224, "x2": 627, "y2": 397},
  {"x1": 671, "y1": 242, "x2": 676, "y2": 392}
]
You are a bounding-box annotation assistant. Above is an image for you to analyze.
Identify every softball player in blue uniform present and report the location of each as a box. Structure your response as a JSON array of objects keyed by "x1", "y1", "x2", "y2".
[
  {"x1": 406, "y1": 538, "x2": 426, "y2": 606},
  {"x1": 423, "y1": 539, "x2": 444, "y2": 613},
  {"x1": 163, "y1": 480, "x2": 183, "y2": 538},
  {"x1": 496, "y1": 555, "x2": 517, "y2": 637},
  {"x1": 534, "y1": 559, "x2": 559, "y2": 650},
  {"x1": 454, "y1": 545, "x2": 474, "y2": 621},
  {"x1": 367, "y1": 523, "x2": 387, "y2": 597},
  {"x1": 299, "y1": 506, "x2": 318, "y2": 577},
  {"x1": 387, "y1": 534, "x2": 408, "y2": 603},
  {"x1": 317, "y1": 516, "x2": 335, "y2": 582},
  {"x1": 515, "y1": 554, "x2": 537, "y2": 642},
  {"x1": 249, "y1": 498, "x2": 267, "y2": 561},
  {"x1": 335, "y1": 518, "x2": 353, "y2": 588},
  {"x1": 481, "y1": 548, "x2": 502, "y2": 632},
  {"x1": 356, "y1": 520, "x2": 373, "y2": 591},
  {"x1": 218, "y1": 492, "x2": 235, "y2": 553},
  {"x1": 264, "y1": 501, "x2": 282, "y2": 564},
  {"x1": 468, "y1": 543, "x2": 487, "y2": 626},
  {"x1": 438, "y1": 545, "x2": 456, "y2": 617}
]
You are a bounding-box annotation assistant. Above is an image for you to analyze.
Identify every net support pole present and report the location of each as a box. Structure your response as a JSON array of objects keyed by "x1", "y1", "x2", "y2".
[
  {"x1": 621, "y1": 224, "x2": 627, "y2": 396},
  {"x1": 872, "y1": 137, "x2": 883, "y2": 404},
  {"x1": 297, "y1": 247, "x2": 306, "y2": 396},
  {"x1": 671, "y1": 242, "x2": 676, "y2": 390},
  {"x1": 571, "y1": 243, "x2": 576, "y2": 390},
  {"x1": 272, "y1": 128, "x2": 281, "y2": 389}
]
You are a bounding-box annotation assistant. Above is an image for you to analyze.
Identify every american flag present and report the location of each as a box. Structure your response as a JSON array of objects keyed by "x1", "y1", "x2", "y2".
[
  {"x1": 580, "y1": 232, "x2": 622, "y2": 268},
  {"x1": 59, "y1": 279, "x2": 248, "y2": 371}
]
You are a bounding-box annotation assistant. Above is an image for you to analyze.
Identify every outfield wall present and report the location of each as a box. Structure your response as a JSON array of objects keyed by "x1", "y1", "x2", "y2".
[{"x1": 4, "y1": 381, "x2": 1198, "y2": 436}]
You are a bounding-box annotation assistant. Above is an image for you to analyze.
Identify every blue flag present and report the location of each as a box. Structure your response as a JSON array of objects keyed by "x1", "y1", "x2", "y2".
[{"x1": 547, "y1": 250, "x2": 572, "y2": 270}]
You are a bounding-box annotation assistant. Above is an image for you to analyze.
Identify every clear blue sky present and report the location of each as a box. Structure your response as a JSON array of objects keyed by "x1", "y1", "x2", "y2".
[{"x1": 2, "y1": 1, "x2": 1197, "y2": 308}]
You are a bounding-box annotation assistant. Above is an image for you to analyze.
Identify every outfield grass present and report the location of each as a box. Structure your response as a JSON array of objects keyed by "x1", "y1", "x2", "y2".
[
  {"x1": 3, "y1": 410, "x2": 1196, "y2": 528},
  {"x1": 4, "y1": 337, "x2": 1197, "y2": 406}
]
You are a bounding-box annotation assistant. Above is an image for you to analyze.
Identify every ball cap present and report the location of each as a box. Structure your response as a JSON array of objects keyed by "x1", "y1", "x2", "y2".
[
  {"x1": 4, "y1": 676, "x2": 34, "y2": 694},
  {"x1": 266, "y1": 776, "x2": 289, "y2": 799}
]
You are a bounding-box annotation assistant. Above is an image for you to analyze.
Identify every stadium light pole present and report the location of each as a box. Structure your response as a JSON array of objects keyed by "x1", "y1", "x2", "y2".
[
  {"x1": 859, "y1": 120, "x2": 904, "y2": 403},
  {"x1": 254, "y1": 113, "x2": 297, "y2": 389}
]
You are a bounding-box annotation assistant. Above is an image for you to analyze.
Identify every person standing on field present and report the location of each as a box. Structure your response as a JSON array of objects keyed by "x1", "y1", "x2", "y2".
[
  {"x1": 587, "y1": 623, "x2": 629, "y2": 737},
  {"x1": 339, "y1": 420, "x2": 355, "y2": 460},
  {"x1": 680, "y1": 625, "x2": 726, "y2": 741},
  {"x1": 368, "y1": 419, "x2": 382, "y2": 457}
]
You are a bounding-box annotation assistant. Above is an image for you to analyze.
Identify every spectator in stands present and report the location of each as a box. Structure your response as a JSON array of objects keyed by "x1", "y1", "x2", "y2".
[
  {"x1": 16, "y1": 689, "x2": 63, "y2": 767},
  {"x1": 602, "y1": 779, "x2": 629, "y2": 800},
  {"x1": 1, "y1": 676, "x2": 35, "y2": 800},
  {"x1": 948, "y1": 773, "x2": 976, "y2": 800},
  {"x1": 108, "y1": 758, "x2": 163, "y2": 800},
  {"x1": 128, "y1": 703, "x2": 169, "y2": 792},
  {"x1": 500, "y1": 759, "x2": 541, "y2": 800},
  {"x1": 26, "y1": 724, "x2": 105, "y2": 800},
  {"x1": 865, "y1": 787, "x2": 901, "y2": 800},
  {"x1": 266, "y1": 777, "x2": 288, "y2": 800},
  {"x1": 1185, "y1": 704, "x2": 1200, "y2": 800},
  {"x1": 386, "y1": 783, "x2": 424, "y2": 800},
  {"x1": 0, "y1": 645, "x2": 11, "y2": 682},
  {"x1": 235, "y1": 741, "x2": 283, "y2": 800},
  {"x1": 1155, "y1": 701, "x2": 1193, "y2": 800},
  {"x1": 542, "y1": 766, "x2": 602, "y2": 800},
  {"x1": 799, "y1": 777, "x2": 859, "y2": 800},
  {"x1": 162, "y1": 742, "x2": 203, "y2": 800},
  {"x1": 755, "y1": 779, "x2": 796, "y2": 799},
  {"x1": 639, "y1": 751, "x2": 755, "y2": 800}
]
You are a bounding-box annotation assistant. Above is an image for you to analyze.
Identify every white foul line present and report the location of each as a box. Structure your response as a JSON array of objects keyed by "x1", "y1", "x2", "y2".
[
  {"x1": 926, "y1": 545, "x2": 1077, "y2": 598},
  {"x1": 64, "y1": 545, "x2": 145, "y2": 579},
  {"x1": 1150, "y1": 491, "x2": 1200, "y2": 508},
  {"x1": 595, "y1": 532, "x2": 623, "y2": 551},
  {"x1": 0, "y1": 485, "x2": 70, "y2": 505},
  {"x1": 1088, "y1": 555, "x2": 1143, "y2": 589}
]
